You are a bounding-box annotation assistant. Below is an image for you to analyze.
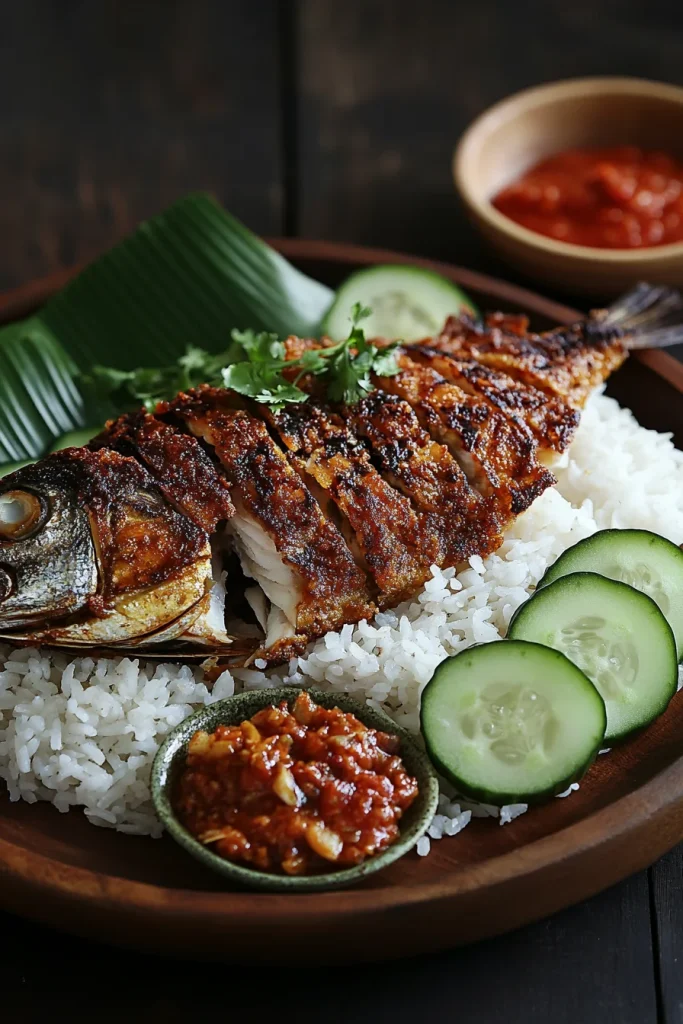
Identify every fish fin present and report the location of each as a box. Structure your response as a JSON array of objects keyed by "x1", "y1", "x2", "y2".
[{"x1": 594, "y1": 282, "x2": 683, "y2": 350}]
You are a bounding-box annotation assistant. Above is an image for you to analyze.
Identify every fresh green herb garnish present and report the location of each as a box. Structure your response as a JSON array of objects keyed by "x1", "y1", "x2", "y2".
[
  {"x1": 224, "y1": 303, "x2": 400, "y2": 411},
  {"x1": 83, "y1": 345, "x2": 235, "y2": 413},
  {"x1": 221, "y1": 330, "x2": 309, "y2": 412},
  {"x1": 83, "y1": 304, "x2": 400, "y2": 415}
]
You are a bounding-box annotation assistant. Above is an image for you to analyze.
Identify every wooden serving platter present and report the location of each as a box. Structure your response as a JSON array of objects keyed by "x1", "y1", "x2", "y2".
[{"x1": 0, "y1": 240, "x2": 682, "y2": 963}]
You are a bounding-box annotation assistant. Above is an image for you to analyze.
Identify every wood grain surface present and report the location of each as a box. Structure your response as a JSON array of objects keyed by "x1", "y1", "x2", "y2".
[
  {"x1": 0, "y1": 0, "x2": 284, "y2": 290},
  {"x1": 0, "y1": 871, "x2": 659, "y2": 1023},
  {"x1": 293, "y1": 0, "x2": 683, "y2": 273},
  {"x1": 1, "y1": 0, "x2": 683, "y2": 1019}
]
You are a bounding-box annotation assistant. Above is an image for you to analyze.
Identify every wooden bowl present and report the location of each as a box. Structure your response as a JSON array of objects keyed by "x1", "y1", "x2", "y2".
[
  {"x1": 454, "y1": 77, "x2": 683, "y2": 298},
  {"x1": 0, "y1": 241, "x2": 682, "y2": 963}
]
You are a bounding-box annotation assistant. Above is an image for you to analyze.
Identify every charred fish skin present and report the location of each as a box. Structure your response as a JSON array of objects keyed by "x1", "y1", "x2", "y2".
[
  {"x1": 0, "y1": 447, "x2": 213, "y2": 646},
  {"x1": 279, "y1": 338, "x2": 506, "y2": 576},
  {"x1": 166, "y1": 388, "x2": 375, "y2": 643},
  {"x1": 378, "y1": 354, "x2": 555, "y2": 518},
  {"x1": 94, "y1": 412, "x2": 237, "y2": 651},
  {"x1": 92, "y1": 412, "x2": 235, "y2": 533},
  {"x1": 271, "y1": 400, "x2": 441, "y2": 607},
  {"x1": 344, "y1": 390, "x2": 505, "y2": 566},
  {"x1": 279, "y1": 339, "x2": 540, "y2": 514},
  {"x1": 68, "y1": 446, "x2": 208, "y2": 598},
  {"x1": 407, "y1": 348, "x2": 580, "y2": 457},
  {"x1": 431, "y1": 310, "x2": 627, "y2": 408}
]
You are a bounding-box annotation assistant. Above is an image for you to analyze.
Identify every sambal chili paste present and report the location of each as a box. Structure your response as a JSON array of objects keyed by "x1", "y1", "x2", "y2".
[
  {"x1": 492, "y1": 146, "x2": 683, "y2": 249},
  {"x1": 174, "y1": 691, "x2": 419, "y2": 875}
]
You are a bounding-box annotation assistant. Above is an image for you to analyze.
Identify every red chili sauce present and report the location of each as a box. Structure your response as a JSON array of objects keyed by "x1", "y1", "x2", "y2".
[
  {"x1": 492, "y1": 146, "x2": 683, "y2": 249},
  {"x1": 174, "y1": 691, "x2": 419, "y2": 875}
]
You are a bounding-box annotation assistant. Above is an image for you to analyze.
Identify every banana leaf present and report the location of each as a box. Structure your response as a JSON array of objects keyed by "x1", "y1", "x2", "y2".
[{"x1": 0, "y1": 194, "x2": 333, "y2": 465}]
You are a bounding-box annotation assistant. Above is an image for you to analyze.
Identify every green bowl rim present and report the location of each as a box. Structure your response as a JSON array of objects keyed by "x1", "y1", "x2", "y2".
[{"x1": 151, "y1": 685, "x2": 439, "y2": 893}]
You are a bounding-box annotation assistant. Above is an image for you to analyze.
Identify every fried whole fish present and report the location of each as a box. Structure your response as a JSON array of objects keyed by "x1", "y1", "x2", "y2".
[{"x1": 0, "y1": 284, "x2": 678, "y2": 665}]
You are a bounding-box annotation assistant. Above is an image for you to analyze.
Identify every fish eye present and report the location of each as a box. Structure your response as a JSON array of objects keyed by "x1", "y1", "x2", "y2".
[{"x1": 0, "y1": 489, "x2": 47, "y2": 541}]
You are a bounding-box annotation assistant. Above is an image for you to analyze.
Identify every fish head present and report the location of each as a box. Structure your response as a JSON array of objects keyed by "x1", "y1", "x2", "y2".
[
  {"x1": 0, "y1": 446, "x2": 213, "y2": 643},
  {"x1": 0, "y1": 464, "x2": 98, "y2": 631}
]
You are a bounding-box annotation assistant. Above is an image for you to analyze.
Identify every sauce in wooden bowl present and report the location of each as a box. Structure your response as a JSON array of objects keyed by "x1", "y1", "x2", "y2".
[{"x1": 493, "y1": 146, "x2": 683, "y2": 249}]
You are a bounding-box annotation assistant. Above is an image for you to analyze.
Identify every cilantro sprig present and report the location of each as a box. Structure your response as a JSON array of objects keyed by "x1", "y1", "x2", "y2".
[
  {"x1": 220, "y1": 329, "x2": 307, "y2": 412},
  {"x1": 84, "y1": 346, "x2": 232, "y2": 413},
  {"x1": 84, "y1": 304, "x2": 400, "y2": 415},
  {"x1": 224, "y1": 303, "x2": 400, "y2": 411}
]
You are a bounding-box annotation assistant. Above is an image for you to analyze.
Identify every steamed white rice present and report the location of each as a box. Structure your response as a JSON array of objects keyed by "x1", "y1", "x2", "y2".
[{"x1": 1, "y1": 391, "x2": 682, "y2": 846}]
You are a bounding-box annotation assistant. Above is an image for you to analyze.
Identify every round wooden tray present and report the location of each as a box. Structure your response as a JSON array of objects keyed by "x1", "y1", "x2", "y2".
[{"x1": 1, "y1": 240, "x2": 682, "y2": 963}]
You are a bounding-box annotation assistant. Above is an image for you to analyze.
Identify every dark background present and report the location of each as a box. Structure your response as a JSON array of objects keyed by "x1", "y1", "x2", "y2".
[
  {"x1": 1, "y1": 2, "x2": 683, "y2": 1021},
  {"x1": 2, "y1": 0, "x2": 683, "y2": 297}
]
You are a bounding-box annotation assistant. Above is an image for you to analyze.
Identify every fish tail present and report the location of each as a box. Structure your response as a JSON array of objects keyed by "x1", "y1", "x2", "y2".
[{"x1": 593, "y1": 282, "x2": 683, "y2": 350}]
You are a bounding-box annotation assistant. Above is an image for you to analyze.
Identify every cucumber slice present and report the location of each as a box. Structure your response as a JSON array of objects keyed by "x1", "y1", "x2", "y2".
[
  {"x1": 509, "y1": 572, "x2": 678, "y2": 742},
  {"x1": 538, "y1": 529, "x2": 683, "y2": 660},
  {"x1": 420, "y1": 640, "x2": 605, "y2": 805},
  {"x1": 49, "y1": 426, "x2": 100, "y2": 452},
  {"x1": 322, "y1": 265, "x2": 477, "y2": 342}
]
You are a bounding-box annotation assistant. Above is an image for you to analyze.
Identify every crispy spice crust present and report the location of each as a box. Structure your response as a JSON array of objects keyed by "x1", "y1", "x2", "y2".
[
  {"x1": 93, "y1": 412, "x2": 235, "y2": 532},
  {"x1": 167, "y1": 388, "x2": 375, "y2": 636},
  {"x1": 345, "y1": 390, "x2": 505, "y2": 564},
  {"x1": 431, "y1": 312, "x2": 627, "y2": 408},
  {"x1": 270, "y1": 400, "x2": 440, "y2": 606},
  {"x1": 378, "y1": 354, "x2": 555, "y2": 518},
  {"x1": 4, "y1": 299, "x2": 631, "y2": 666},
  {"x1": 408, "y1": 348, "x2": 580, "y2": 454}
]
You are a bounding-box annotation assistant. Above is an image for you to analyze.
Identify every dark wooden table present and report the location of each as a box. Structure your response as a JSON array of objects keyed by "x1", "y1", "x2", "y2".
[{"x1": 1, "y1": 2, "x2": 683, "y2": 1020}]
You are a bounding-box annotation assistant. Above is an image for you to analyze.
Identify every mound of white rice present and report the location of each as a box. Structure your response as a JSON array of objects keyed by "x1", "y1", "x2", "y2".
[{"x1": 1, "y1": 392, "x2": 682, "y2": 847}]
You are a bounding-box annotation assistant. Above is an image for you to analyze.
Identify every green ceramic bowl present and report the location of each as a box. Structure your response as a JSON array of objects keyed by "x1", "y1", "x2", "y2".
[{"x1": 151, "y1": 686, "x2": 439, "y2": 893}]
